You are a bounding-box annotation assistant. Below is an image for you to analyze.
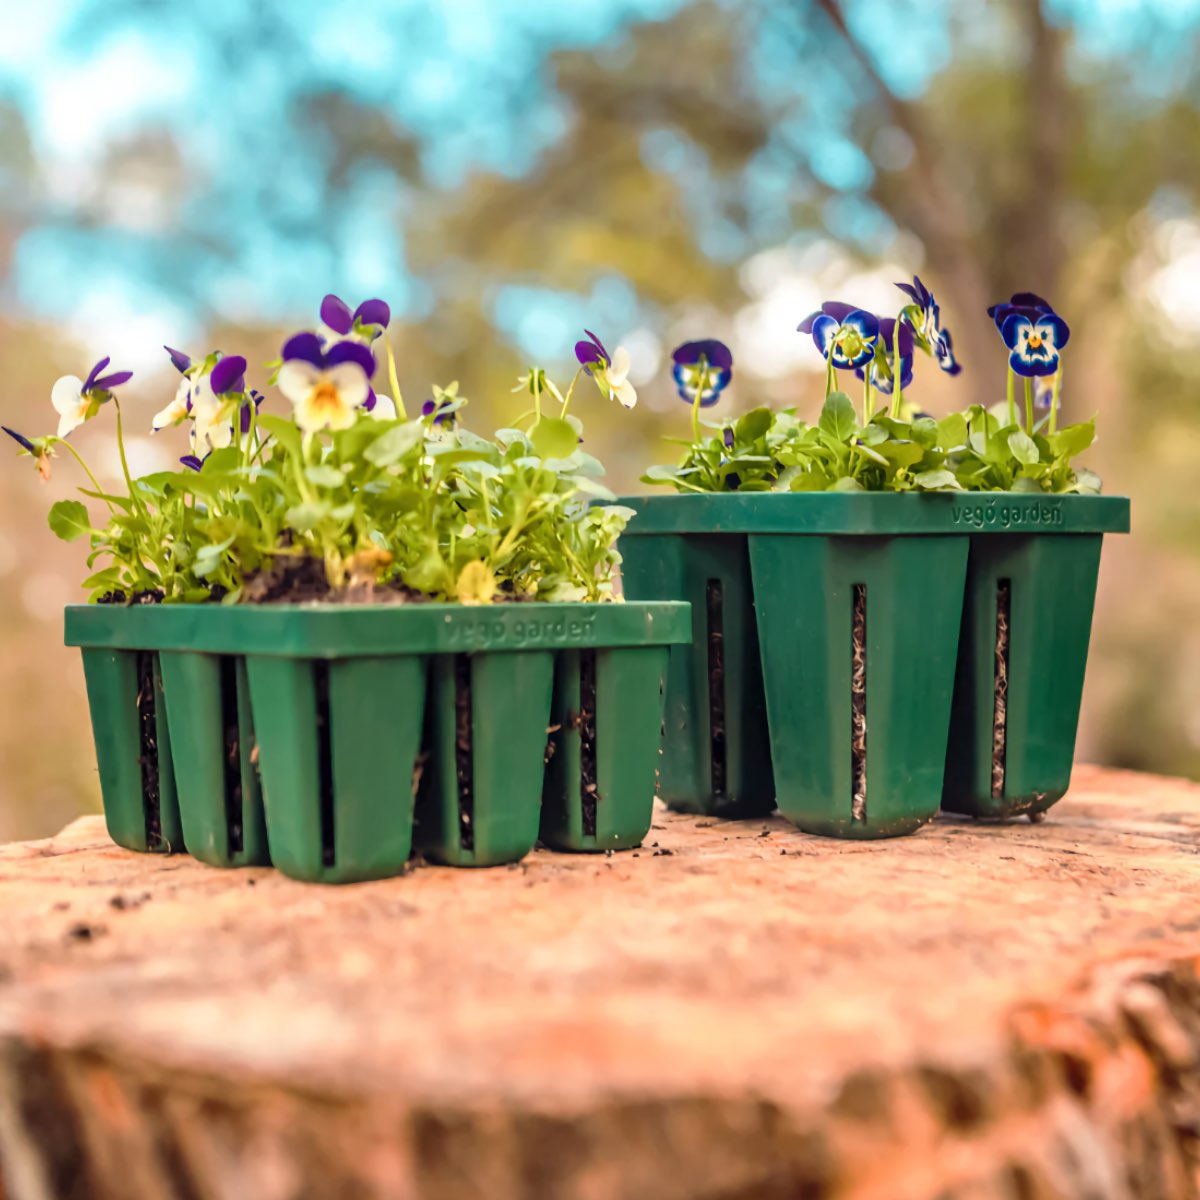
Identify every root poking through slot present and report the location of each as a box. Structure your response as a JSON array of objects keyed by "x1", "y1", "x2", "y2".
[
  {"x1": 220, "y1": 658, "x2": 244, "y2": 856},
  {"x1": 850, "y1": 584, "x2": 867, "y2": 822},
  {"x1": 135, "y1": 652, "x2": 163, "y2": 850},
  {"x1": 454, "y1": 655, "x2": 474, "y2": 851},
  {"x1": 992, "y1": 580, "x2": 1011, "y2": 800},
  {"x1": 314, "y1": 662, "x2": 335, "y2": 867},
  {"x1": 705, "y1": 580, "x2": 727, "y2": 797},
  {"x1": 579, "y1": 650, "x2": 598, "y2": 836}
]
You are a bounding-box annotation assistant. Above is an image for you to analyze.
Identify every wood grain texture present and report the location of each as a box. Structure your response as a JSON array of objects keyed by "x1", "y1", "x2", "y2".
[{"x1": 1, "y1": 764, "x2": 1199, "y2": 1199}]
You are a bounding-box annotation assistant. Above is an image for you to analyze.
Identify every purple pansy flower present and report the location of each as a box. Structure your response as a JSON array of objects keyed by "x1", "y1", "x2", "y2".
[
  {"x1": 189, "y1": 354, "x2": 249, "y2": 452},
  {"x1": 798, "y1": 303, "x2": 879, "y2": 370},
  {"x1": 278, "y1": 332, "x2": 375, "y2": 432},
  {"x1": 180, "y1": 454, "x2": 206, "y2": 471},
  {"x1": 574, "y1": 330, "x2": 610, "y2": 372},
  {"x1": 896, "y1": 275, "x2": 961, "y2": 376},
  {"x1": 999, "y1": 310, "x2": 1070, "y2": 378},
  {"x1": 50, "y1": 357, "x2": 133, "y2": 439},
  {"x1": 672, "y1": 339, "x2": 733, "y2": 407},
  {"x1": 422, "y1": 397, "x2": 456, "y2": 427},
  {"x1": 320, "y1": 294, "x2": 391, "y2": 341}
]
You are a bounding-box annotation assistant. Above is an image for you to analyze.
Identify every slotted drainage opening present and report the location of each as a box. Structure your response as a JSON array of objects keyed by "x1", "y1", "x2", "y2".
[
  {"x1": 135, "y1": 652, "x2": 162, "y2": 849},
  {"x1": 850, "y1": 584, "x2": 867, "y2": 823},
  {"x1": 705, "y1": 579, "x2": 728, "y2": 797},
  {"x1": 579, "y1": 649, "x2": 599, "y2": 836},
  {"x1": 454, "y1": 655, "x2": 474, "y2": 851},
  {"x1": 219, "y1": 658, "x2": 245, "y2": 856},
  {"x1": 992, "y1": 580, "x2": 1011, "y2": 800},
  {"x1": 314, "y1": 662, "x2": 335, "y2": 867}
]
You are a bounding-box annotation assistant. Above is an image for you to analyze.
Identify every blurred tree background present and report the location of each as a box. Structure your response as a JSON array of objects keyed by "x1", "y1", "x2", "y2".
[{"x1": 0, "y1": 0, "x2": 1196, "y2": 839}]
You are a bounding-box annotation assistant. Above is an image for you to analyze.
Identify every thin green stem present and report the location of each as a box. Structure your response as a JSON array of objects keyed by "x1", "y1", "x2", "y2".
[
  {"x1": 49, "y1": 439, "x2": 114, "y2": 514},
  {"x1": 384, "y1": 339, "x2": 406, "y2": 420},
  {"x1": 890, "y1": 323, "x2": 904, "y2": 419},
  {"x1": 863, "y1": 371, "x2": 874, "y2": 425},
  {"x1": 1006, "y1": 369, "x2": 1017, "y2": 427},
  {"x1": 1024, "y1": 377, "x2": 1034, "y2": 433},
  {"x1": 559, "y1": 365, "x2": 587, "y2": 418},
  {"x1": 825, "y1": 342, "x2": 836, "y2": 397},
  {"x1": 690, "y1": 361, "x2": 712, "y2": 446},
  {"x1": 1049, "y1": 362, "x2": 1063, "y2": 435},
  {"x1": 112, "y1": 399, "x2": 146, "y2": 518}
]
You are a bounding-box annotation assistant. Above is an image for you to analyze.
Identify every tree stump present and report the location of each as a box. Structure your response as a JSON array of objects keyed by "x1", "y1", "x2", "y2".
[{"x1": 1, "y1": 764, "x2": 1199, "y2": 1199}]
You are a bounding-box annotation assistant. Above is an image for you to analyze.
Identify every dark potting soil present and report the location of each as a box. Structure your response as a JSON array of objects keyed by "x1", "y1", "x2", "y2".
[
  {"x1": 314, "y1": 661, "x2": 335, "y2": 867},
  {"x1": 453, "y1": 655, "x2": 474, "y2": 851},
  {"x1": 992, "y1": 580, "x2": 1011, "y2": 800},
  {"x1": 850, "y1": 584, "x2": 867, "y2": 823},
  {"x1": 134, "y1": 651, "x2": 163, "y2": 850},
  {"x1": 96, "y1": 589, "x2": 165, "y2": 605},
  {"x1": 579, "y1": 649, "x2": 599, "y2": 837},
  {"x1": 704, "y1": 579, "x2": 728, "y2": 798},
  {"x1": 219, "y1": 658, "x2": 244, "y2": 856}
]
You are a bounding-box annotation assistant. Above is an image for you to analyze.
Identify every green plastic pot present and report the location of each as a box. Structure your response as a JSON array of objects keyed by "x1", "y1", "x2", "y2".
[
  {"x1": 618, "y1": 533, "x2": 774, "y2": 818},
  {"x1": 66, "y1": 600, "x2": 688, "y2": 878},
  {"x1": 539, "y1": 603, "x2": 688, "y2": 851},
  {"x1": 941, "y1": 496, "x2": 1130, "y2": 820},
  {"x1": 74, "y1": 644, "x2": 183, "y2": 854}
]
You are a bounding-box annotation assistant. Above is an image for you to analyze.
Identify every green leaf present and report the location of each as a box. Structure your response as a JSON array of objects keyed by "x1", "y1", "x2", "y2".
[
  {"x1": 853, "y1": 441, "x2": 889, "y2": 466},
  {"x1": 48, "y1": 500, "x2": 91, "y2": 542},
  {"x1": 1049, "y1": 419, "x2": 1095, "y2": 459},
  {"x1": 305, "y1": 464, "x2": 347, "y2": 488},
  {"x1": 831, "y1": 476, "x2": 864, "y2": 492},
  {"x1": 1007, "y1": 430, "x2": 1040, "y2": 465},
  {"x1": 364, "y1": 420, "x2": 424, "y2": 467},
  {"x1": 257, "y1": 414, "x2": 303, "y2": 458},
  {"x1": 285, "y1": 501, "x2": 332, "y2": 531},
  {"x1": 858, "y1": 422, "x2": 890, "y2": 446},
  {"x1": 937, "y1": 413, "x2": 968, "y2": 450},
  {"x1": 642, "y1": 464, "x2": 681, "y2": 482},
  {"x1": 910, "y1": 417, "x2": 939, "y2": 447},
  {"x1": 529, "y1": 417, "x2": 579, "y2": 460},
  {"x1": 877, "y1": 441, "x2": 927, "y2": 469},
  {"x1": 734, "y1": 407, "x2": 773, "y2": 443},
  {"x1": 818, "y1": 392, "x2": 857, "y2": 442},
  {"x1": 913, "y1": 469, "x2": 961, "y2": 491}
]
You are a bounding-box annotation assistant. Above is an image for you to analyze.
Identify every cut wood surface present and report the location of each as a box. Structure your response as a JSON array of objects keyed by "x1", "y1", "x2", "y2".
[{"x1": 1, "y1": 765, "x2": 1199, "y2": 1199}]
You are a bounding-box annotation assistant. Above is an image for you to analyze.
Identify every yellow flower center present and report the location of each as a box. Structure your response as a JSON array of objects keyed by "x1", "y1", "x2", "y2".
[
  {"x1": 310, "y1": 381, "x2": 343, "y2": 413},
  {"x1": 1027, "y1": 333, "x2": 1043, "y2": 349}
]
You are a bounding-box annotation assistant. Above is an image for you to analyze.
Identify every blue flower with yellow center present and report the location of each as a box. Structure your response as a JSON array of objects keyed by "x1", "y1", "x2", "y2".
[
  {"x1": 999, "y1": 311, "x2": 1070, "y2": 378},
  {"x1": 672, "y1": 339, "x2": 733, "y2": 407},
  {"x1": 798, "y1": 302, "x2": 879, "y2": 369},
  {"x1": 896, "y1": 276, "x2": 961, "y2": 376}
]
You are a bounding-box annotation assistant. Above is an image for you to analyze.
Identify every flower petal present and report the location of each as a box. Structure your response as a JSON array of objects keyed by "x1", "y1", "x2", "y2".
[
  {"x1": 209, "y1": 355, "x2": 247, "y2": 396},
  {"x1": 320, "y1": 294, "x2": 354, "y2": 335},
  {"x1": 820, "y1": 300, "x2": 858, "y2": 323},
  {"x1": 353, "y1": 298, "x2": 390, "y2": 329},
  {"x1": 1000, "y1": 313, "x2": 1032, "y2": 350},
  {"x1": 1037, "y1": 313, "x2": 1070, "y2": 350},
  {"x1": 282, "y1": 331, "x2": 325, "y2": 366},
  {"x1": 277, "y1": 359, "x2": 321, "y2": 405},
  {"x1": 613, "y1": 377, "x2": 637, "y2": 409},
  {"x1": 2, "y1": 426, "x2": 35, "y2": 453},
  {"x1": 842, "y1": 310, "x2": 880, "y2": 343},
  {"x1": 809, "y1": 313, "x2": 838, "y2": 357},
  {"x1": 370, "y1": 393, "x2": 397, "y2": 420},
  {"x1": 327, "y1": 362, "x2": 371, "y2": 409},
  {"x1": 92, "y1": 370, "x2": 133, "y2": 391},
  {"x1": 324, "y1": 340, "x2": 375, "y2": 377},
  {"x1": 82, "y1": 357, "x2": 110, "y2": 394},
  {"x1": 609, "y1": 345, "x2": 631, "y2": 384},
  {"x1": 672, "y1": 338, "x2": 733, "y2": 370},
  {"x1": 51, "y1": 375, "x2": 84, "y2": 416},
  {"x1": 180, "y1": 454, "x2": 205, "y2": 471},
  {"x1": 164, "y1": 346, "x2": 192, "y2": 374}
]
